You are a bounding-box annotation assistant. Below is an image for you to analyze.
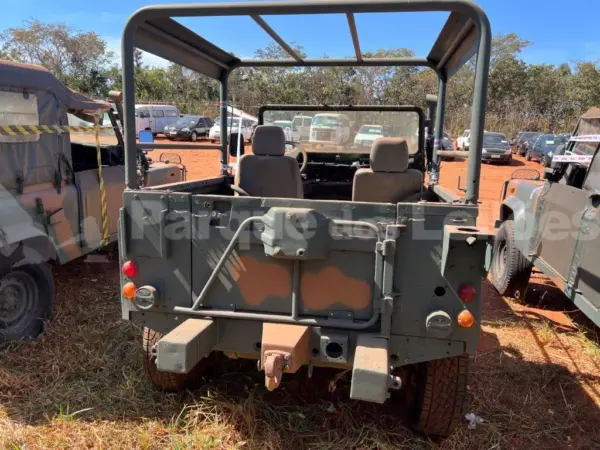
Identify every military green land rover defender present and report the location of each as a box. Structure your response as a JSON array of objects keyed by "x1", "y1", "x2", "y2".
[
  {"x1": 0, "y1": 61, "x2": 185, "y2": 343},
  {"x1": 117, "y1": 0, "x2": 493, "y2": 437}
]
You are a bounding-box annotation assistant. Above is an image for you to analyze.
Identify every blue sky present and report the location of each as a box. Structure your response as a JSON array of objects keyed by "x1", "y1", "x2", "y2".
[{"x1": 1, "y1": 0, "x2": 599, "y2": 67}]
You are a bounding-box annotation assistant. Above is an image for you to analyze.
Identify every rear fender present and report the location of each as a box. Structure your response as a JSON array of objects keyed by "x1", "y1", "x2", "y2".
[{"x1": 0, "y1": 228, "x2": 57, "y2": 269}]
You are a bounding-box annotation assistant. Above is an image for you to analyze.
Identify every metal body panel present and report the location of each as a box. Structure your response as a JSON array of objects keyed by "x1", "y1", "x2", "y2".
[
  {"x1": 534, "y1": 184, "x2": 589, "y2": 280},
  {"x1": 123, "y1": 192, "x2": 487, "y2": 363},
  {"x1": 499, "y1": 170, "x2": 600, "y2": 324}
]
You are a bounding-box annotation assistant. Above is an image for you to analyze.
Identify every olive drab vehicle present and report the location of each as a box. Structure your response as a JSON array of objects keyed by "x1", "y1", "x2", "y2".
[
  {"x1": 118, "y1": 1, "x2": 493, "y2": 437},
  {"x1": 491, "y1": 108, "x2": 600, "y2": 327},
  {"x1": 0, "y1": 60, "x2": 186, "y2": 343}
]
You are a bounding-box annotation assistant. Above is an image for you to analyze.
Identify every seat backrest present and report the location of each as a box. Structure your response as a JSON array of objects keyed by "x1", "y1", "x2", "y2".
[
  {"x1": 235, "y1": 125, "x2": 303, "y2": 198},
  {"x1": 352, "y1": 137, "x2": 423, "y2": 203}
]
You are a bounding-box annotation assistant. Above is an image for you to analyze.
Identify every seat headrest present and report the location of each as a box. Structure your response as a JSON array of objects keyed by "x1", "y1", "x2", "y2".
[
  {"x1": 370, "y1": 138, "x2": 409, "y2": 172},
  {"x1": 252, "y1": 125, "x2": 286, "y2": 156}
]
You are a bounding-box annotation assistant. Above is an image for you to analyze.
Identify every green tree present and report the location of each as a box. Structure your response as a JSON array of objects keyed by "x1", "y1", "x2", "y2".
[{"x1": 0, "y1": 19, "x2": 115, "y2": 96}]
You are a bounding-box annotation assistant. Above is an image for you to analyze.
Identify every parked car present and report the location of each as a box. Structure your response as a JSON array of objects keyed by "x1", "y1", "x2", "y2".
[
  {"x1": 457, "y1": 129, "x2": 471, "y2": 150},
  {"x1": 309, "y1": 113, "x2": 351, "y2": 145},
  {"x1": 509, "y1": 132, "x2": 522, "y2": 153},
  {"x1": 291, "y1": 114, "x2": 313, "y2": 141},
  {"x1": 491, "y1": 108, "x2": 600, "y2": 328},
  {"x1": 165, "y1": 116, "x2": 213, "y2": 141},
  {"x1": 528, "y1": 133, "x2": 568, "y2": 167},
  {"x1": 353, "y1": 124, "x2": 393, "y2": 149},
  {"x1": 456, "y1": 129, "x2": 488, "y2": 150},
  {"x1": 0, "y1": 61, "x2": 186, "y2": 343},
  {"x1": 481, "y1": 132, "x2": 511, "y2": 163},
  {"x1": 514, "y1": 131, "x2": 541, "y2": 156},
  {"x1": 208, "y1": 117, "x2": 254, "y2": 142},
  {"x1": 441, "y1": 131, "x2": 453, "y2": 150},
  {"x1": 135, "y1": 104, "x2": 180, "y2": 136},
  {"x1": 272, "y1": 120, "x2": 297, "y2": 141}
]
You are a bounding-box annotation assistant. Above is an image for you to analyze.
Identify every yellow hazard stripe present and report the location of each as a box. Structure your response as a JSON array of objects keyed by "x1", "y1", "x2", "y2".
[
  {"x1": 0, "y1": 125, "x2": 17, "y2": 136},
  {"x1": 94, "y1": 118, "x2": 110, "y2": 246},
  {"x1": 0, "y1": 124, "x2": 114, "y2": 136}
]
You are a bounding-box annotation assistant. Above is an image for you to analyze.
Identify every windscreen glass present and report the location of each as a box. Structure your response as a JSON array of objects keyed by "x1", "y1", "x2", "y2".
[{"x1": 262, "y1": 109, "x2": 420, "y2": 155}]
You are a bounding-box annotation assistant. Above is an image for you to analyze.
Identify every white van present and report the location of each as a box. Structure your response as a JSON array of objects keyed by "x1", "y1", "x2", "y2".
[
  {"x1": 309, "y1": 113, "x2": 351, "y2": 145},
  {"x1": 291, "y1": 115, "x2": 312, "y2": 141},
  {"x1": 135, "y1": 104, "x2": 180, "y2": 136}
]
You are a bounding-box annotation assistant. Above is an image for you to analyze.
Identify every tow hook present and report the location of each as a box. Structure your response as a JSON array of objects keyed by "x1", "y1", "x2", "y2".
[{"x1": 262, "y1": 351, "x2": 290, "y2": 391}]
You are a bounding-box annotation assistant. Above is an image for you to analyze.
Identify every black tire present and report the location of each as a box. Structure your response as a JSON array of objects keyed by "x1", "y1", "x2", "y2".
[
  {"x1": 142, "y1": 327, "x2": 209, "y2": 392},
  {"x1": 0, "y1": 263, "x2": 54, "y2": 343},
  {"x1": 413, "y1": 354, "x2": 469, "y2": 437},
  {"x1": 525, "y1": 150, "x2": 532, "y2": 161},
  {"x1": 191, "y1": 131, "x2": 198, "y2": 142},
  {"x1": 541, "y1": 155, "x2": 550, "y2": 167},
  {"x1": 517, "y1": 145, "x2": 525, "y2": 156},
  {"x1": 490, "y1": 220, "x2": 532, "y2": 300}
]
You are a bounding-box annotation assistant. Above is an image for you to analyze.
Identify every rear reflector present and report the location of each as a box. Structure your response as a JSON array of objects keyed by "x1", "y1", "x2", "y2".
[{"x1": 458, "y1": 284, "x2": 477, "y2": 302}]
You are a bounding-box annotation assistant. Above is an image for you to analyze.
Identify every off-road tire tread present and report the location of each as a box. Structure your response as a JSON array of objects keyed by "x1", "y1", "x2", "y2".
[
  {"x1": 0, "y1": 262, "x2": 54, "y2": 343},
  {"x1": 142, "y1": 327, "x2": 207, "y2": 392},
  {"x1": 414, "y1": 354, "x2": 469, "y2": 437},
  {"x1": 491, "y1": 220, "x2": 532, "y2": 299}
]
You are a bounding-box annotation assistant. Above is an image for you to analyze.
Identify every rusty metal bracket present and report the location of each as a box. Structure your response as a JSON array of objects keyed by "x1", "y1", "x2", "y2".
[{"x1": 260, "y1": 323, "x2": 310, "y2": 391}]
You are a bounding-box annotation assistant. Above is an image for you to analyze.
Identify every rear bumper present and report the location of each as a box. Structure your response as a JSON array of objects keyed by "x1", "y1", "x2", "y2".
[{"x1": 482, "y1": 153, "x2": 511, "y2": 162}]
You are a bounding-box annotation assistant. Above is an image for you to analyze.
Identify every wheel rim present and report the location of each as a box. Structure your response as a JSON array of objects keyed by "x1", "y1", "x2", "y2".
[
  {"x1": 191, "y1": 133, "x2": 197, "y2": 141},
  {"x1": 493, "y1": 238, "x2": 508, "y2": 279},
  {"x1": 0, "y1": 271, "x2": 39, "y2": 332}
]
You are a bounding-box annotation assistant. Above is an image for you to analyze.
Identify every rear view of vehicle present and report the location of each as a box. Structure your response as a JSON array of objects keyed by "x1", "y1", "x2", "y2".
[
  {"x1": 515, "y1": 131, "x2": 541, "y2": 156},
  {"x1": 529, "y1": 134, "x2": 567, "y2": 167},
  {"x1": 118, "y1": 0, "x2": 493, "y2": 438},
  {"x1": 353, "y1": 124, "x2": 385, "y2": 149}
]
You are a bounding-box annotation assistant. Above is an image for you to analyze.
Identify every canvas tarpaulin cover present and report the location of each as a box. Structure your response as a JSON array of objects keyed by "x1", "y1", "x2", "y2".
[{"x1": 0, "y1": 60, "x2": 111, "y2": 189}]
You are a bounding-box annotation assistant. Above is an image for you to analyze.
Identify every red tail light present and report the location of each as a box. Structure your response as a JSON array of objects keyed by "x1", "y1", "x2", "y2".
[
  {"x1": 122, "y1": 260, "x2": 138, "y2": 278},
  {"x1": 458, "y1": 284, "x2": 477, "y2": 302}
]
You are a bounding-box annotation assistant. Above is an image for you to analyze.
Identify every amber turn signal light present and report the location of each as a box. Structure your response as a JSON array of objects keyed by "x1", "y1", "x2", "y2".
[
  {"x1": 122, "y1": 282, "x2": 136, "y2": 300},
  {"x1": 457, "y1": 309, "x2": 475, "y2": 328},
  {"x1": 122, "y1": 260, "x2": 138, "y2": 278}
]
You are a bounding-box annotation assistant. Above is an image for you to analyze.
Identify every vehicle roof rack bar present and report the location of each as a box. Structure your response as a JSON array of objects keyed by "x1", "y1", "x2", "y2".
[
  {"x1": 346, "y1": 13, "x2": 362, "y2": 62},
  {"x1": 251, "y1": 14, "x2": 304, "y2": 62},
  {"x1": 238, "y1": 57, "x2": 433, "y2": 67}
]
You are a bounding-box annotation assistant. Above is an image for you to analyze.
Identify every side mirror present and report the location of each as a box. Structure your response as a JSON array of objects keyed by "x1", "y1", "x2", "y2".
[
  {"x1": 138, "y1": 130, "x2": 154, "y2": 152},
  {"x1": 229, "y1": 133, "x2": 245, "y2": 157}
]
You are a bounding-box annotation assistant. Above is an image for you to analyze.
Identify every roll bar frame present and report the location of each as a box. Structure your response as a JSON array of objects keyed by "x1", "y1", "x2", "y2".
[{"x1": 121, "y1": 0, "x2": 491, "y2": 204}]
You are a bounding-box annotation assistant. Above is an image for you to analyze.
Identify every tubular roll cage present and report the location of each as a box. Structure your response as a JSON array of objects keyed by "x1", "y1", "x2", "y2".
[{"x1": 121, "y1": 0, "x2": 491, "y2": 204}]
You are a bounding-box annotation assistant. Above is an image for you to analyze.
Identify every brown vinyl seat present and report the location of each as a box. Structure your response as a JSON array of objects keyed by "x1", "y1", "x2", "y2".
[
  {"x1": 352, "y1": 137, "x2": 423, "y2": 203},
  {"x1": 235, "y1": 125, "x2": 303, "y2": 198}
]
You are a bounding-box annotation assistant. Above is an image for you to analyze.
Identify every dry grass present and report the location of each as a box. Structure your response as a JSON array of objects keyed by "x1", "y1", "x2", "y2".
[{"x1": 1, "y1": 260, "x2": 600, "y2": 449}]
